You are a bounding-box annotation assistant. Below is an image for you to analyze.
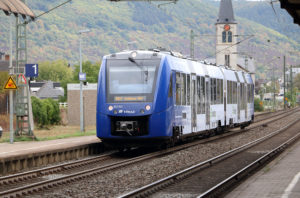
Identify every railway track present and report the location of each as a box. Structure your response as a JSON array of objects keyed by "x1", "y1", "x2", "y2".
[
  {"x1": 119, "y1": 112, "x2": 300, "y2": 198},
  {"x1": 254, "y1": 107, "x2": 296, "y2": 123},
  {"x1": 0, "y1": 108, "x2": 297, "y2": 197}
]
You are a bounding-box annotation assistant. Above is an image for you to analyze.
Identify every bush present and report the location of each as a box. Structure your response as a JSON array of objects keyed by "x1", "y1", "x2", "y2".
[
  {"x1": 254, "y1": 98, "x2": 264, "y2": 112},
  {"x1": 31, "y1": 97, "x2": 61, "y2": 127}
]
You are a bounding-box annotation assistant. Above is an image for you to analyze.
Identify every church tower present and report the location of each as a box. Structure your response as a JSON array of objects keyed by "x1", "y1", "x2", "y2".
[{"x1": 215, "y1": 0, "x2": 238, "y2": 70}]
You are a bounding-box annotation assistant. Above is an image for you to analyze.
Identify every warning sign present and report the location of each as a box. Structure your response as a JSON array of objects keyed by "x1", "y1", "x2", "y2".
[
  {"x1": 4, "y1": 76, "x2": 17, "y2": 90},
  {"x1": 18, "y1": 74, "x2": 27, "y2": 84}
]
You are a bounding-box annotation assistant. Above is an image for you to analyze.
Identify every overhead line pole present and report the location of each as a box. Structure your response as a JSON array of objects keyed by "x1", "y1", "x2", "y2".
[
  {"x1": 9, "y1": 16, "x2": 14, "y2": 144},
  {"x1": 283, "y1": 55, "x2": 286, "y2": 109}
]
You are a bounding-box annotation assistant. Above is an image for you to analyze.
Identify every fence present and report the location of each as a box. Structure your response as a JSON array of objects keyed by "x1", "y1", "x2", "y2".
[{"x1": 59, "y1": 102, "x2": 68, "y2": 108}]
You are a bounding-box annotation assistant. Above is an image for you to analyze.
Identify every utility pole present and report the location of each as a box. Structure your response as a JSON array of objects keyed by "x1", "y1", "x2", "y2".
[
  {"x1": 272, "y1": 66, "x2": 276, "y2": 111},
  {"x1": 9, "y1": 16, "x2": 14, "y2": 144},
  {"x1": 290, "y1": 65, "x2": 293, "y2": 106},
  {"x1": 78, "y1": 29, "x2": 91, "y2": 132},
  {"x1": 190, "y1": 29, "x2": 195, "y2": 59},
  {"x1": 283, "y1": 56, "x2": 286, "y2": 109}
]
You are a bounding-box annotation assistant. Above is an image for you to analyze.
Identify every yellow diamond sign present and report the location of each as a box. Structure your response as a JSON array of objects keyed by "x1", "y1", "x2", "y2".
[{"x1": 4, "y1": 76, "x2": 17, "y2": 90}]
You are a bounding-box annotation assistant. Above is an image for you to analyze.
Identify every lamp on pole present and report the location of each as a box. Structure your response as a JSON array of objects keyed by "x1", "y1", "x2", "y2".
[{"x1": 78, "y1": 29, "x2": 90, "y2": 132}]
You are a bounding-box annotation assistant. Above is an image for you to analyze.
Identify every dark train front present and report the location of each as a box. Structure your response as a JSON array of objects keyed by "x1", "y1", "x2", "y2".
[{"x1": 96, "y1": 50, "x2": 173, "y2": 148}]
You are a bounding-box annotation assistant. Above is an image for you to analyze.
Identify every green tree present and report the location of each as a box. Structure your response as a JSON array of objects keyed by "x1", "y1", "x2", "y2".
[
  {"x1": 31, "y1": 97, "x2": 61, "y2": 127},
  {"x1": 294, "y1": 73, "x2": 300, "y2": 90},
  {"x1": 31, "y1": 96, "x2": 47, "y2": 127},
  {"x1": 37, "y1": 60, "x2": 73, "y2": 82},
  {"x1": 0, "y1": 71, "x2": 9, "y2": 94},
  {"x1": 37, "y1": 60, "x2": 73, "y2": 101},
  {"x1": 254, "y1": 98, "x2": 264, "y2": 112}
]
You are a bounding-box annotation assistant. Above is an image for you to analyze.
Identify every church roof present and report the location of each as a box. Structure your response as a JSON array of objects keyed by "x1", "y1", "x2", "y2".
[{"x1": 216, "y1": 0, "x2": 236, "y2": 24}]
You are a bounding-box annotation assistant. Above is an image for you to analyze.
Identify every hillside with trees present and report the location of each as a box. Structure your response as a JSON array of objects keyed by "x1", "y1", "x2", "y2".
[{"x1": 0, "y1": 0, "x2": 299, "y2": 80}]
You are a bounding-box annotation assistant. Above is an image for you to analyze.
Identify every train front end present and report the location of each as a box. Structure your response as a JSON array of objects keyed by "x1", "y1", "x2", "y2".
[{"x1": 96, "y1": 51, "x2": 172, "y2": 148}]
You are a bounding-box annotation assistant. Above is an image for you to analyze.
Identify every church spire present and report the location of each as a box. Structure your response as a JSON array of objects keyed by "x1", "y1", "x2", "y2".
[{"x1": 216, "y1": 0, "x2": 236, "y2": 24}]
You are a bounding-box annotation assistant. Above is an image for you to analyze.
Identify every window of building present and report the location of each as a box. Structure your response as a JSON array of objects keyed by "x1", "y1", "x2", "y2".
[
  {"x1": 225, "y1": 55, "x2": 230, "y2": 66},
  {"x1": 222, "y1": 31, "x2": 227, "y2": 43},
  {"x1": 228, "y1": 31, "x2": 232, "y2": 43}
]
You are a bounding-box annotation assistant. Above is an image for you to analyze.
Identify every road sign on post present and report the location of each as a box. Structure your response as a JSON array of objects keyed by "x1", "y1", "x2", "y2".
[
  {"x1": 4, "y1": 76, "x2": 18, "y2": 90},
  {"x1": 79, "y1": 72, "x2": 86, "y2": 81},
  {"x1": 25, "y1": 64, "x2": 38, "y2": 77}
]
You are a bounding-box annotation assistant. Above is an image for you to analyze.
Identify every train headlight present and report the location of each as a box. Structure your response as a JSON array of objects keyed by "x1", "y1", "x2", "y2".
[
  {"x1": 145, "y1": 105, "x2": 151, "y2": 111},
  {"x1": 140, "y1": 109, "x2": 145, "y2": 114},
  {"x1": 130, "y1": 51, "x2": 137, "y2": 58},
  {"x1": 108, "y1": 106, "x2": 114, "y2": 111}
]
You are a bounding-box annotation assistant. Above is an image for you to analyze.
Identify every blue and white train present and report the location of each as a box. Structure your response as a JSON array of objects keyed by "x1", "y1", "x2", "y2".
[{"x1": 96, "y1": 50, "x2": 254, "y2": 148}]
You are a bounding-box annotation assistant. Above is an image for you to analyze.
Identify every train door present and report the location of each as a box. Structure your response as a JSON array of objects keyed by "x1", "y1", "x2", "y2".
[
  {"x1": 237, "y1": 83, "x2": 240, "y2": 122},
  {"x1": 191, "y1": 74, "x2": 197, "y2": 132},
  {"x1": 205, "y1": 77, "x2": 210, "y2": 128}
]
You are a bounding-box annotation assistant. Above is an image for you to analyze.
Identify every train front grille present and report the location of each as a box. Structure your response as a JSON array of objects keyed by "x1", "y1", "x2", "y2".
[{"x1": 110, "y1": 116, "x2": 149, "y2": 136}]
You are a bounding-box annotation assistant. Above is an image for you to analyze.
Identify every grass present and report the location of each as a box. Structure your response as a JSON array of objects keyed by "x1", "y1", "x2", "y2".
[{"x1": 0, "y1": 125, "x2": 96, "y2": 143}]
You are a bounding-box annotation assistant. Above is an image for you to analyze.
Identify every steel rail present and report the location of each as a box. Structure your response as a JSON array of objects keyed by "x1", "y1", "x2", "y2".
[
  {"x1": 0, "y1": 152, "x2": 114, "y2": 185},
  {"x1": 118, "y1": 117, "x2": 300, "y2": 198},
  {"x1": 254, "y1": 107, "x2": 296, "y2": 123},
  {"x1": 198, "y1": 131, "x2": 300, "y2": 198},
  {"x1": 1, "y1": 109, "x2": 298, "y2": 197}
]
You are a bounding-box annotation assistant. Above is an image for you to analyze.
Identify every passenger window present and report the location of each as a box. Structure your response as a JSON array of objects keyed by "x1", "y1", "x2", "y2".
[
  {"x1": 201, "y1": 77, "x2": 205, "y2": 114},
  {"x1": 168, "y1": 74, "x2": 173, "y2": 98},
  {"x1": 221, "y1": 80, "x2": 223, "y2": 104},
  {"x1": 197, "y1": 76, "x2": 201, "y2": 114},
  {"x1": 182, "y1": 74, "x2": 186, "y2": 105},
  {"x1": 214, "y1": 79, "x2": 217, "y2": 104},
  {"x1": 187, "y1": 74, "x2": 191, "y2": 105},
  {"x1": 217, "y1": 79, "x2": 220, "y2": 104},
  {"x1": 211, "y1": 79, "x2": 214, "y2": 104},
  {"x1": 176, "y1": 73, "x2": 181, "y2": 105},
  {"x1": 228, "y1": 81, "x2": 231, "y2": 104}
]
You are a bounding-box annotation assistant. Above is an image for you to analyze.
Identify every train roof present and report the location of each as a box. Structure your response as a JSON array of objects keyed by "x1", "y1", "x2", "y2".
[{"x1": 104, "y1": 50, "x2": 253, "y2": 84}]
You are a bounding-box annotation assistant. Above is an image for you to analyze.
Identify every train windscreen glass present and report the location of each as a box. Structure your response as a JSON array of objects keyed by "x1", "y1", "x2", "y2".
[{"x1": 106, "y1": 59, "x2": 160, "y2": 103}]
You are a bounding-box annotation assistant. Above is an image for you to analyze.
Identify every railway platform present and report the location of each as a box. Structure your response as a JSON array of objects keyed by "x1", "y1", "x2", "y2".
[
  {"x1": 0, "y1": 136, "x2": 102, "y2": 175},
  {"x1": 226, "y1": 138, "x2": 300, "y2": 198}
]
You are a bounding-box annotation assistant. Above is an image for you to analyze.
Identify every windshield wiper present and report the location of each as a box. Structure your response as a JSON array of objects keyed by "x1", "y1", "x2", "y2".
[{"x1": 128, "y1": 57, "x2": 148, "y2": 82}]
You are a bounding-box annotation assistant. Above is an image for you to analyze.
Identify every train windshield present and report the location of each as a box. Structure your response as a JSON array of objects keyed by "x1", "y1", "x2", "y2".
[{"x1": 106, "y1": 59, "x2": 161, "y2": 103}]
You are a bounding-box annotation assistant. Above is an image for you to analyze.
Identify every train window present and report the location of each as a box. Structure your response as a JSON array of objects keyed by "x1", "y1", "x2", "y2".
[
  {"x1": 168, "y1": 73, "x2": 173, "y2": 98},
  {"x1": 219, "y1": 79, "x2": 222, "y2": 104},
  {"x1": 227, "y1": 81, "x2": 231, "y2": 104},
  {"x1": 187, "y1": 74, "x2": 191, "y2": 106},
  {"x1": 197, "y1": 76, "x2": 201, "y2": 114},
  {"x1": 221, "y1": 79, "x2": 223, "y2": 103},
  {"x1": 213, "y1": 79, "x2": 217, "y2": 104},
  {"x1": 216, "y1": 79, "x2": 221, "y2": 104},
  {"x1": 182, "y1": 73, "x2": 186, "y2": 105},
  {"x1": 201, "y1": 77, "x2": 205, "y2": 114},
  {"x1": 176, "y1": 73, "x2": 181, "y2": 105},
  {"x1": 232, "y1": 82, "x2": 236, "y2": 104},
  {"x1": 210, "y1": 79, "x2": 214, "y2": 104},
  {"x1": 240, "y1": 84, "x2": 244, "y2": 110}
]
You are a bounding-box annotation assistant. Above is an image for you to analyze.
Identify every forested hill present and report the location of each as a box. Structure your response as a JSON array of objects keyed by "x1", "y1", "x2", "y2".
[{"x1": 0, "y1": 0, "x2": 299, "y2": 79}]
